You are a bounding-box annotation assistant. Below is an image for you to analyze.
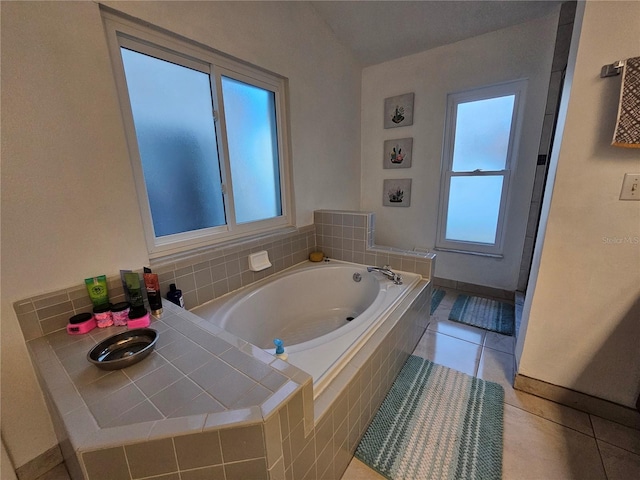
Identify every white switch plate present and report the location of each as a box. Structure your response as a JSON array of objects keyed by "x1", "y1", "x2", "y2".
[{"x1": 620, "y1": 173, "x2": 640, "y2": 200}]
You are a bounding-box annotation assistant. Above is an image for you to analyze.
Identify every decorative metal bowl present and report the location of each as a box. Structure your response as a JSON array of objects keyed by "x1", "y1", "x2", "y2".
[{"x1": 87, "y1": 328, "x2": 158, "y2": 370}]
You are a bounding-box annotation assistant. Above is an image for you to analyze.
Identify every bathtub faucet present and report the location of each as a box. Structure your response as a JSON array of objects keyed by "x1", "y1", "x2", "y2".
[{"x1": 367, "y1": 265, "x2": 403, "y2": 285}]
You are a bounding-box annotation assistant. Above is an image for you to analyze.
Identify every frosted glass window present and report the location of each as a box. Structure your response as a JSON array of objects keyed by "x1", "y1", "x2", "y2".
[
  {"x1": 104, "y1": 14, "x2": 292, "y2": 254},
  {"x1": 120, "y1": 48, "x2": 225, "y2": 237},
  {"x1": 436, "y1": 79, "x2": 526, "y2": 255},
  {"x1": 452, "y1": 95, "x2": 515, "y2": 172},
  {"x1": 222, "y1": 76, "x2": 281, "y2": 224},
  {"x1": 446, "y1": 176, "x2": 503, "y2": 244}
]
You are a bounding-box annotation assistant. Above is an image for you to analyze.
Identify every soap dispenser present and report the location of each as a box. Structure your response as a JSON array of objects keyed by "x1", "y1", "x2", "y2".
[{"x1": 274, "y1": 338, "x2": 288, "y2": 361}]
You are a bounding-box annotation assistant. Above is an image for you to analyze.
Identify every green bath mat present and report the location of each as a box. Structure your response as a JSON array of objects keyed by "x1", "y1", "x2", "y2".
[
  {"x1": 449, "y1": 294, "x2": 515, "y2": 335},
  {"x1": 430, "y1": 288, "x2": 446, "y2": 314},
  {"x1": 356, "y1": 355, "x2": 504, "y2": 480}
]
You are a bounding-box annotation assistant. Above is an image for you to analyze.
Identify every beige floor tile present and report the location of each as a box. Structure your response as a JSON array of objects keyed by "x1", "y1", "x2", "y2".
[
  {"x1": 412, "y1": 330, "x2": 482, "y2": 376},
  {"x1": 597, "y1": 440, "x2": 640, "y2": 480},
  {"x1": 340, "y1": 458, "x2": 385, "y2": 480},
  {"x1": 503, "y1": 403, "x2": 606, "y2": 480},
  {"x1": 591, "y1": 415, "x2": 640, "y2": 455},
  {"x1": 508, "y1": 391, "x2": 594, "y2": 437},
  {"x1": 476, "y1": 343, "x2": 515, "y2": 388},
  {"x1": 427, "y1": 317, "x2": 486, "y2": 345},
  {"x1": 477, "y1": 347, "x2": 593, "y2": 436},
  {"x1": 484, "y1": 331, "x2": 515, "y2": 354}
]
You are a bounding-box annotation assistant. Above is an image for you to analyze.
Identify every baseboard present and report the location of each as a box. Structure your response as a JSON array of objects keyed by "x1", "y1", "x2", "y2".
[
  {"x1": 514, "y1": 374, "x2": 640, "y2": 429},
  {"x1": 15, "y1": 445, "x2": 63, "y2": 480},
  {"x1": 432, "y1": 277, "x2": 514, "y2": 302}
]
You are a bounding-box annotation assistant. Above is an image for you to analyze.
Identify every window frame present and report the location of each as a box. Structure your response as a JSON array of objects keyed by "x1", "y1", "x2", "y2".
[
  {"x1": 435, "y1": 80, "x2": 527, "y2": 257},
  {"x1": 102, "y1": 11, "x2": 294, "y2": 257}
]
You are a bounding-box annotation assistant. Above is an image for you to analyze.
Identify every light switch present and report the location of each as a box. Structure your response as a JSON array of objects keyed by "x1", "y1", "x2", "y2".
[{"x1": 620, "y1": 173, "x2": 640, "y2": 200}]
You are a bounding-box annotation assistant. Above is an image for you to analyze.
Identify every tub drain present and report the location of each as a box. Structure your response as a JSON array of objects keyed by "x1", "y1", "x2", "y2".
[{"x1": 346, "y1": 316, "x2": 355, "y2": 321}]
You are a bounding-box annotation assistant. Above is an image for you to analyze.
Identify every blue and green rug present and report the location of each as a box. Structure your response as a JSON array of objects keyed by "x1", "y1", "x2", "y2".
[
  {"x1": 430, "y1": 288, "x2": 446, "y2": 314},
  {"x1": 356, "y1": 355, "x2": 504, "y2": 480},
  {"x1": 449, "y1": 294, "x2": 515, "y2": 336}
]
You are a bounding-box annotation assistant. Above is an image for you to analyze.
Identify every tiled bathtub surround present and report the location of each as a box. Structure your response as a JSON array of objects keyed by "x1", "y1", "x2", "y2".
[
  {"x1": 295, "y1": 280, "x2": 432, "y2": 480},
  {"x1": 14, "y1": 215, "x2": 432, "y2": 344},
  {"x1": 14, "y1": 225, "x2": 316, "y2": 341},
  {"x1": 150, "y1": 225, "x2": 316, "y2": 310},
  {"x1": 314, "y1": 210, "x2": 434, "y2": 278},
  {"x1": 14, "y1": 277, "x2": 128, "y2": 341},
  {"x1": 29, "y1": 300, "x2": 314, "y2": 480},
  {"x1": 32, "y1": 311, "x2": 301, "y2": 428},
  {"x1": 28, "y1": 276, "x2": 431, "y2": 479},
  {"x1": 16, "y1": 212, "x2": 434, "y2": 479}
]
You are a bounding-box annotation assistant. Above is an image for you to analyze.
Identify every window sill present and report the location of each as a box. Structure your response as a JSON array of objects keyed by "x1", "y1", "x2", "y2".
[{"x1": 433, "y1": 247, "x2": 503, "y2": 259}]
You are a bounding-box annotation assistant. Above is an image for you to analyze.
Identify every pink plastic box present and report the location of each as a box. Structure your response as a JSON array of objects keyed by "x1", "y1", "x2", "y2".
[
  {"x1": 127, "y1": 308, "x2": 150, "y2": 329},
  {"x1": 66, "y1": 312, "x2": 96, "y2": 335}
]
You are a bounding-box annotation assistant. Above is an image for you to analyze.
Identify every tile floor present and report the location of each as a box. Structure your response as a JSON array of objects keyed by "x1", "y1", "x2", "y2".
[
  {"x1": 341, "y1": 288, "x2": 640, "y2": 480},
  {"x1": 35, "y1": 288, "x2": 640, "y2": 480}
]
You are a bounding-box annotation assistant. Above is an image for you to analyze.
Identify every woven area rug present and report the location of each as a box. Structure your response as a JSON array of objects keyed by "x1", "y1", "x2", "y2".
[
  {"x1": 356, "y1": 355, "x2": 504, "y2": 480},
  {"x1": 449, "y1": 294, "x2": 515, "y2": 335},
  {"x1": 431, "y1": 288, "x2": 446, "y2": 314}
]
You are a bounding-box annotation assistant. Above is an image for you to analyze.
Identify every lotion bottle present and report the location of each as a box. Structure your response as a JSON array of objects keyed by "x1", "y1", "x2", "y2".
[{"x1": 167, "y1": 283, "x2": 184, "y2": 308}]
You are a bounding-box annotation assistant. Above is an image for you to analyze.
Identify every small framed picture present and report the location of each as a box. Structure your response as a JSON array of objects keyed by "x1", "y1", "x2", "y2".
[
  {"x1": 384, "y1": 93, "x2": 414, "y2": 128},
  {"x1": 383, "y1": 138, "x2": 413, "y2": 169},
  {"x1": 383, "y1": 178, "x2": 412, "y2": 207}
]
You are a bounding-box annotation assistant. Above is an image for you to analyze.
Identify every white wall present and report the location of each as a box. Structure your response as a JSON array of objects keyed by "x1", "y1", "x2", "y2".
[
  {"x1": 360, "y1": 13, "x2": 559, "y2": 290},
  {"x1": 518, "y1": 0, "x2": 640, "y2": 408},
  {"x1": 0, "y1": 1, "x2": 361, "y2": 468}
]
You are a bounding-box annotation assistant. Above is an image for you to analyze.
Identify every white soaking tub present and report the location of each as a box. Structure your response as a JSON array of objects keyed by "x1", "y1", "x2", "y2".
[{"x1": 192, "y1": 260, "x2": 421, "y2": 395}]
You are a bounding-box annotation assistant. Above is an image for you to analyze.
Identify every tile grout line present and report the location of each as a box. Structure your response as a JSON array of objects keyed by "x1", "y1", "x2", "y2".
[
  {"x1": 474, "y1": 345, "x2": 483, "y2": 378},
  {"x1": 170, "y1": 437, "x2": 181, "y2": 480},
  {"x1": 505, "y1": 400, "x2": 599, "y2": 439},
  {"x1": 591, "y1": 431, "x2": 640, "y2": 458},
  {"x1": 590, "y1": 415, "x2": 610, "y2": 480}
]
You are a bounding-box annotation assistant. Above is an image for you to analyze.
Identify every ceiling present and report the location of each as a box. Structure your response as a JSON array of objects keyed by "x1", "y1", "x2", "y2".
[{"x1": 309, "y1": 0, "x2": 563, "y2": 65}]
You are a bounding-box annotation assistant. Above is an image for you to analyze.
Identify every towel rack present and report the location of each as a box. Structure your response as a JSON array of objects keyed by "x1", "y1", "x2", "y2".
[{"x1": 601, "y1": 60, "x2": 625, "y2": 78}]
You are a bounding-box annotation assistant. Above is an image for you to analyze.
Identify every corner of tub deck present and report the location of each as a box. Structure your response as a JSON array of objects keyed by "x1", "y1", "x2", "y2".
[{"x1": 27, "y1": 299, "x2": 316, "y2": 466}]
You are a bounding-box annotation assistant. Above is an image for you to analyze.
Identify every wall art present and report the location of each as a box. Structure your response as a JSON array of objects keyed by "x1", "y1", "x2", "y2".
[
  {"x1": 383, "y1": 178, "x2": 412, "y2": 207},
  {"x1": 383, "y1": 137, "x2": 413, "y2": 169},
  {"x1": 384, "y1": 93, "x2": 414, "y2": 128}
]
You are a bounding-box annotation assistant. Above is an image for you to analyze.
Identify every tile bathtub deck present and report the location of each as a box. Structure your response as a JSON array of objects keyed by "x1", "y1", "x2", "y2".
[{"x1": 342, "y1": 288, "x2": 640, "y2": 480}]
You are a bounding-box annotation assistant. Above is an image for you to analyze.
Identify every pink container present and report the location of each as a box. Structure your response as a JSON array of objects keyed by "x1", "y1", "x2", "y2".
[
  {"x1": 111, "y1": 302, "x2": 130, "y2": 327},
  {"x1": 127, "y1": 308, "x2": 150, "y2": 329},
  {"x1": 93, "y1": 304, "x2": 113, "y2": 328},
  {"x1": 67, "y1": 312, "x2": 96, "y2": 335}
]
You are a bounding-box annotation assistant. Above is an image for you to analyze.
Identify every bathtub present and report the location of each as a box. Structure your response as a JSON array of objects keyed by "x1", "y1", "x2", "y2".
[{"x1": 192, "y1": 260, "x2": 421, "y2": 396}]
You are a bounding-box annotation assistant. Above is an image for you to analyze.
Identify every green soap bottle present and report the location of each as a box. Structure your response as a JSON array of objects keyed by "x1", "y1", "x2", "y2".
[{"x1": 124, "y1": 272, "x2": 145, "y2": 310}]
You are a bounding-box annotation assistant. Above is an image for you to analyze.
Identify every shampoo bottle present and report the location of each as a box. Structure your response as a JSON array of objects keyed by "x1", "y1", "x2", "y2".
[
  {"x1": 124, "y1": 272, "x2": 145, "y2": 311},
  {"x1": 167, "y1": 283, "x2": 184, "y2": 308},
  {"x1": 143, "y1": 267, "x2": 163, "y2": 317}
]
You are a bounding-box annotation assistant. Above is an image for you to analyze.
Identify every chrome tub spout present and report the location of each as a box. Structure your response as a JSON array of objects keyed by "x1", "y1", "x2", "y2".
[{"x1": 366, "y1": 265, "x2": 403, "y2": 285}]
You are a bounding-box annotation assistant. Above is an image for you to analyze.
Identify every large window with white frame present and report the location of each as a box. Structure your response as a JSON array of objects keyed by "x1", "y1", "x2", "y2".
[
  {"x1": 436, "y1": 80, "x2": 527, "y2": 256},
  {"x1": 102, "y1": 11, "x2": 293, "y2": 256}
]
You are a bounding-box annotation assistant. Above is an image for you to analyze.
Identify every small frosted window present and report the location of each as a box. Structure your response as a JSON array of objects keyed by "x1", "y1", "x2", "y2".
[
  {"x1": 222, "y1": 76, "x2": 282, "y2": 224},
  {"x1": 446, "y1": 176, "x2": 503, "y2": 244},
  {"x1": 452, "y1": 95, "x2": 515, "y2": 172},
  {"x1": 120, "y1": 48, "x2": 225, "y2": 237}
]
